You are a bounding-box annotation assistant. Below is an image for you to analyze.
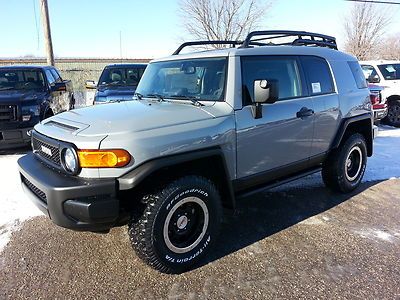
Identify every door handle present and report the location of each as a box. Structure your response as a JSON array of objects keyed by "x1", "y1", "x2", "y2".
[{"x1": 296, "y1": 107, "x2": 314, "y2": 118}]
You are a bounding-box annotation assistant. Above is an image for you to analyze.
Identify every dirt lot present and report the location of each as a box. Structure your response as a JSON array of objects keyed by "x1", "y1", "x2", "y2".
[{"x1": 1, "y1": 179, "x2": 399, "y2": 299}]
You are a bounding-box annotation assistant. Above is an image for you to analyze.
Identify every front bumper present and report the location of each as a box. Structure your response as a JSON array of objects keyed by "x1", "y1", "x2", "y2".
[
  {"x1": 18, "y1": 153, "x2": 120, "y2": 231},
  {"x1": 0, "y1": 127, "x2": 32, "y2": 150},
  {"x1": 373, "y1": 107, "x2": 388, "y2": 121}
]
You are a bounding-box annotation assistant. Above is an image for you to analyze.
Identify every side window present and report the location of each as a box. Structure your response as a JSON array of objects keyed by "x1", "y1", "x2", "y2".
[
  {"x1": 126, "y1": 68, "x2": 140, "y2": 85},
  {"x1": 50, "y1": 68, "x2": 62, "y2": 83},
  {"x1": 241, "y1": 56, "x2": 303, "y2": 105},
  {"x1": 45, "y1": 69, "x2": 55, "y2": 86},
  {"x1": 301, "y1": 56, "x2": 334, "y2": 95},
  {"x1": 349, "y1": 61, "x2": 368, "y2": 89},
  {"x1": 139, "y1": 68, "x2": 146, "y2": 79}
]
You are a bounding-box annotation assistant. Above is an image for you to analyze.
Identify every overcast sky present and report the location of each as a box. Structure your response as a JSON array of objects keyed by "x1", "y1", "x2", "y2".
[{"x1": 0, "y1": 0, "x2": 399, "y2": 59}]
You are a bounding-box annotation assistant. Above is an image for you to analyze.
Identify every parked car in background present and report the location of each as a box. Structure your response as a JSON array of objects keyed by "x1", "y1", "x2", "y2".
[
  {"x1": 361, "y1": 61, "x2": 400, "y2": 127},
  {"x1": 0, "y1": 65, "x2": 74, "y2": 149},
  {"x1": 86, "y1": 64, "x2": 147, "y2": 105},
  {"x1": 368, "y1": 84, "x2": 387, "y2": 123}
]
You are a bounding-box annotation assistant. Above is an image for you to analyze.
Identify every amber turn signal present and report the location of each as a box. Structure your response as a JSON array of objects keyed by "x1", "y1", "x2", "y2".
[{"x1": 77, "y1": 149, "x2": 131, "y2": 168}]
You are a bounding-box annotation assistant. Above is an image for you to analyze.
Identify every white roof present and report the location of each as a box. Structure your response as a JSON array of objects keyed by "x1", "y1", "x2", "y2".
[{"x1": 361, "y1": 60, "x2": 400, "y2": 65}]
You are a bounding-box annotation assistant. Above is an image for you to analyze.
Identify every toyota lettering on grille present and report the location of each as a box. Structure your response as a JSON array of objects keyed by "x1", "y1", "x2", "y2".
[{"x1": 41, "y1": 145, "x2": 52, "y2": 156}]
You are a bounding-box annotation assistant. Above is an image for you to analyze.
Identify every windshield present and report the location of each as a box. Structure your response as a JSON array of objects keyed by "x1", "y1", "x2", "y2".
[
  {"x1": 135, "y1": 57, "x2": 227, "y2": 101},
  {"x1": 0, "y1": 70, "x2": 46, "y2": 91},
  {"x1": 98, "y1": 66, "x2": 146, "y2": 86},
  {"x1": 377, "y1": 64, "x2": 400, "y2": 80}
]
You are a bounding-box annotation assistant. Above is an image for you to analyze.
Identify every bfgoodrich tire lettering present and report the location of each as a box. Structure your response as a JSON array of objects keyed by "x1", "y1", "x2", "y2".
[
  {"x1": 128, "y1": 176, "x2": 222, "y2": 273},
  {"x1": 322, "y1": 133, "x2": 367, "y2": 193}
]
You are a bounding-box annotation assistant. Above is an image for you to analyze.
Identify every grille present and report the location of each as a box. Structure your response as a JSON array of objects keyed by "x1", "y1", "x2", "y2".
[
  {"x1": 22, "y1": 175, "x2": 47, "y2": 203},
  {"x1": 32, "y1": 135, "x2": 61, "y2": 167},
  {"x1": 0, "y1": 105, "x2": 17, "y2": 122}
]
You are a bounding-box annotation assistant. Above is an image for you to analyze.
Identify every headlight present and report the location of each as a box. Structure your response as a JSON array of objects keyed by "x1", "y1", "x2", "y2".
[
  {"x1": 94, "y1": 96, "x2": 107, "y2": 104},
  {"x1": 62, "y1": 148, "x2": 79, "y2": 173},
  {"x1": 77, "y1": 149, "x2": 131, "y2": 168},
  {"x1": 22, "y1": 105, "x2": 40, "y2": 116}
]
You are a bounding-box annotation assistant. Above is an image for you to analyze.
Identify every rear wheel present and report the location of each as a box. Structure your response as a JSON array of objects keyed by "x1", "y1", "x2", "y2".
[
  {"x1": 384, "y1": 100, "x2": 400, "y2": 127},
  {"x1": 322, "y1": 133, "x2": 367, "y2": 193},
  {"x1": 128, "y1": 176, "x2": 222, "y2": 273}
]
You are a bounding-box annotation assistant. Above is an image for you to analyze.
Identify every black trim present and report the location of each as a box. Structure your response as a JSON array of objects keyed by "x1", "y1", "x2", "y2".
[
  {"x1": 331, "y1": 113, "x2": 373, "y2": 150},
  {"x1": 18, "y1": 153, "x2": 118, "y2": 231},
  {"x1": 234, "y1": 158, "x2": 311, "y2": 193},
  {"x1": 236, "y1": 167, "x2": 322, "y2": 199},
  {"x1": 118, "y1": 148, "x2": 235, "y2": 208}
]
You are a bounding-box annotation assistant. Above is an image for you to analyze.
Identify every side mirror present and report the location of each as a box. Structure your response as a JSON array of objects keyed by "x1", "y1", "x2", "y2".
[
  {"x1": 85, "y1": 80, "x2": 97, "y2": 89},
  {"x1": 251, "y1": 79, "x2": 279, "y2": 119},
  {"x1": 52, "y1": 82, "x2": 67, "y2": 92},
  {"x1": 367, "y1": 75, "x2": 380, "y2": 84}
]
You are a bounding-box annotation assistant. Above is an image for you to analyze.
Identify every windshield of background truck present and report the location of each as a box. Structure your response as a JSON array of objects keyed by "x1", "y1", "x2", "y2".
[
  {"x1": 135, "y1": 57, "x2": 227, "y2": 101},
  {"x1": 377, "y1": 64, "x2": 400, "y2": 80},
  {"x1": 0, "y1": 70, "x2": 45, "y2": 91},
  {"x1": 98, "y1": 67, "x2": 146, "y2": 86}
]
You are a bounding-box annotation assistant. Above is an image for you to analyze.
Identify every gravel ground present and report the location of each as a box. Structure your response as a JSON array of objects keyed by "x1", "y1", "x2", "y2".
[{"x1": 1, "y1": 179, "x2": 399, "y2": 299}]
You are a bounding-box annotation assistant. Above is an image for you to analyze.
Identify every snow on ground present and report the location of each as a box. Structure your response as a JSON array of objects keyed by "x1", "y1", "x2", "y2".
[
  {"x1": 0, "y1": 152, "x2": 42, "y2": 252},
  {"x1": 0, "y1": 125, "x2": 400, "y2": 253}
]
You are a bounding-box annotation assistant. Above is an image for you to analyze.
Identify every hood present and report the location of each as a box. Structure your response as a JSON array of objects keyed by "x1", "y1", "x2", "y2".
[
  {"x1": 96, "y1": 85, "x2": 136, "y2": 102},
  {"x1": 42, "y1": 100, "x2": 233, "y2": 137},
  {"x1": 0, "y1": 90, "x2": 46, "y2": 105}
]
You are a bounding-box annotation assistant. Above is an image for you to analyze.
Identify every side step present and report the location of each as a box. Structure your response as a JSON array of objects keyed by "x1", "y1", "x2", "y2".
[{"x1": 236, "y1": 167, "x2": 322, "y2": 199}]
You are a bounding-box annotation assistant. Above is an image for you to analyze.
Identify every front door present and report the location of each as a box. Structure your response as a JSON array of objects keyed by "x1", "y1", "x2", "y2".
[{"x1": 235, "y1": 55, "x2": 314, "y2": 180}]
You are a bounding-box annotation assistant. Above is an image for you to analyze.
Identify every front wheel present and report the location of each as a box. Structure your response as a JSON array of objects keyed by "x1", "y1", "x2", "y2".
[
  {"x1": 322, "y1": 133, "x2": 367, "y2": 193},
  {"x1": 128, "y1": 176, "x2": 222, "y2": 273},
  {"x1": 384, "y1": 100, "x2": 400, "y2": 127}
]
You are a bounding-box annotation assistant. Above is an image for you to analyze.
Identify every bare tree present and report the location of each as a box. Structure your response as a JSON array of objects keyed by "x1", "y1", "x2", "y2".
[
  {"x1": 178, "y1": 0, "x2": 272, "y2": 46},
  {"x1": 379, "y1": 34, "x2": 400, "y2": 60},
  {"x1": 344, "y1": 2, "x2": 392, "y2": 60}
]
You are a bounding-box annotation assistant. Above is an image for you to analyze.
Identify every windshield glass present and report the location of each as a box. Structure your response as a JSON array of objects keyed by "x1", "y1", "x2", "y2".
[
  {"x1": 0, "y1": 70, "x2": 45, "y2": 91},
  {"x1": 136, "y1": 57, "x2": 227, "y2": 101},
  {"x1": 98, "y1": 66, "x2": 146, "y2": 86},
  {"x1": 377, "y1": 64, "x2": 400, "y2": 80}
]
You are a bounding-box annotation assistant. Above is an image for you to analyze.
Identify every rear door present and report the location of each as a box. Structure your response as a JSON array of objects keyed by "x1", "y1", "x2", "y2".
[
  {"x1": 300, "y1": 56, "x2": 340, "y2": 158},
  {"x1": 235, "y1": 55, "x2": 315, "y2": 182}
]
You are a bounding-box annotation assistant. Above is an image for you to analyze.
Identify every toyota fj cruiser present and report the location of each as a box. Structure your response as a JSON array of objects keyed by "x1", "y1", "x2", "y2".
[{"x1": 18, "y1": 31, "x2": 375, "y2": 273}]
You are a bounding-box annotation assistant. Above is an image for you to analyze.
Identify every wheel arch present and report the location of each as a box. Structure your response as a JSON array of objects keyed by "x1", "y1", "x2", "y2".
[
  {"x1": 118, "y1": 148, "x2": 236, "y2": 210},
  {"x1": 387, "y1": 94, "x2": 400, "y2": 103},
  {"x1": 331, "y1": 113, "x2": 373, "y2": 157}
]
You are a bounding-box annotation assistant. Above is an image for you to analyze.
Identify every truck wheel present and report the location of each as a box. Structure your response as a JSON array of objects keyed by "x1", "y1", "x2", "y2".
[
  {"x1": 128, "y1": 176, "x2": 222, "y2": 273},
  {"x1": 384, "y1": 100, "x2": 400, "y2": 127},
  {"x1": 322, "y1": 133, "x2": 367, "y2": 193}
]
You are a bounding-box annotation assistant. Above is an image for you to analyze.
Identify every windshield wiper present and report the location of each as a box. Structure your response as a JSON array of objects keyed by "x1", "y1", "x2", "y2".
[
  {"x1": 133, "y1": 92, "x2": 143, "y2": 100},
  {"x1": 0, "y1": 86, "x2": 14, "y2": 91},
  {"x1": 169, "y1": 95, "x2": 205, "y2": 106},
  {"x1": 146, "y1": 93, "x2": 166, "y2": 102}
]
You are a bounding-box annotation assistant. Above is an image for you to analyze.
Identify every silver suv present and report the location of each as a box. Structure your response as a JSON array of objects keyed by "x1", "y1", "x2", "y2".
[{"x1": 18, "y1": 31, "x2": 375, "y2": 273}]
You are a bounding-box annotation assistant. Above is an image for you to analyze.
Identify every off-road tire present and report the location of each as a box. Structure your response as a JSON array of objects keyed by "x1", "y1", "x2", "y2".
[
  {"x1": 322, "y1": 133, "x2": 367, "y2": 193},
  {"x1": 128, "y1": 176, "x2": 222, "y2": 273},
  {"x1": 384, "y1": 99, "x2": 400, "y2": 127}
]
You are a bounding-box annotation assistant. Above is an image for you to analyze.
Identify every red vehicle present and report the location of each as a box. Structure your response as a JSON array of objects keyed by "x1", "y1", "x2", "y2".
[{"x1": 368, "y1": 84, "x2": 387, "y2": 122}]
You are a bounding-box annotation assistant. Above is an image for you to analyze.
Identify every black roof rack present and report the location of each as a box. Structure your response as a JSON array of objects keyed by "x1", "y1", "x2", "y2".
[
  {"x1": 173, "y1": 41, "x2": 242, "y2": 55},
  {"x1": 240, "y1": 30, "x2": 337, "y2": 50},
  {"x1": 173, "y1": 30, "x2": 337, "y2": 55}
]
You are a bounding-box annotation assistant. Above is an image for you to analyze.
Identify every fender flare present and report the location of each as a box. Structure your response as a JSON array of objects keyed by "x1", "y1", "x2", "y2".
[
  {"x1": 331, "y1": 113, "x2": 373, "y2": 156},
  {"x1": 117, "y1": 147, "x2": 236, "y2": 208}
]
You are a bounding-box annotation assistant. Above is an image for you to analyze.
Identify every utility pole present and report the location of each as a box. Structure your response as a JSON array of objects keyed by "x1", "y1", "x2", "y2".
[{"x1": 39, "y1": 0, "x2": 55, "y2": 66}]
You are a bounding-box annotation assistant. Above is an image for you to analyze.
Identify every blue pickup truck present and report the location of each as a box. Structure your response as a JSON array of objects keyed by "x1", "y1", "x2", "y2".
[
  {"x1": 0, "y1": 65, "x2": 75, "y2": 149},
  {"x1": 86, "y1": 63, "x2": 147, "y2": 105}
]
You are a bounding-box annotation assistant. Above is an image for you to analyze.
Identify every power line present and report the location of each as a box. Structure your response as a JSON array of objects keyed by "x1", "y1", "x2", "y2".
[
  {"x1": 345, "y1": 0, "x2": 400, "y2": 4},
  {"x1": 32, "y1": 0, "x2": 40, "y2": 52}
]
